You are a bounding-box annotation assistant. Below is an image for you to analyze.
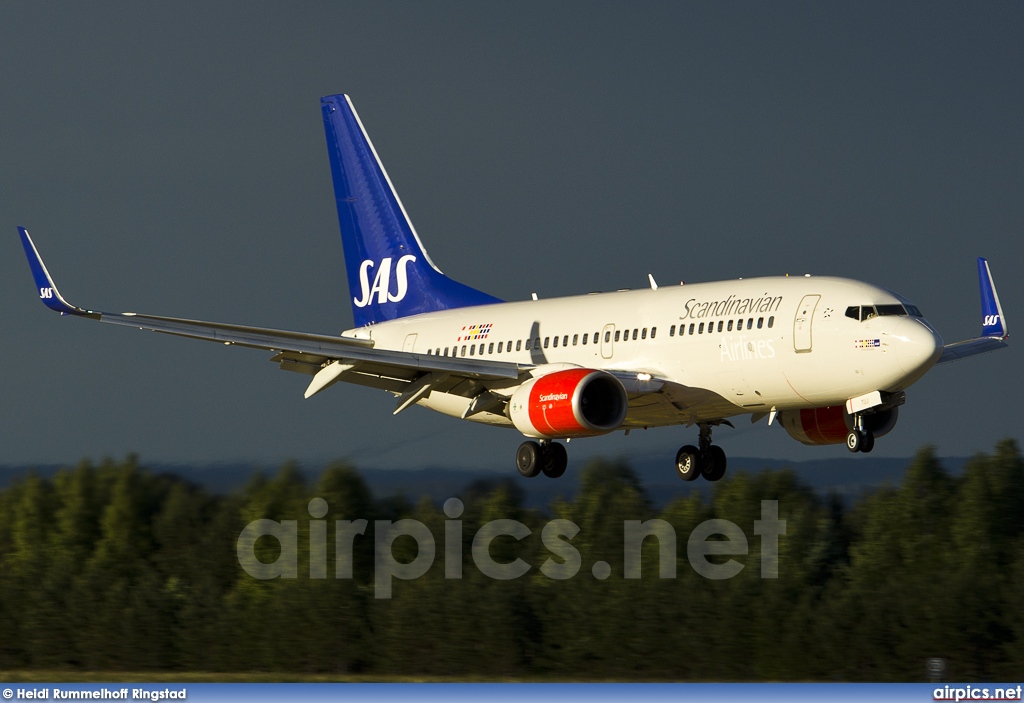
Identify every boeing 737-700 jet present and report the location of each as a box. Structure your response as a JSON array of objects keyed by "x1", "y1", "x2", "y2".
[{"x1": 19, "y1": 94, "x2": 1010, "y2": 482}]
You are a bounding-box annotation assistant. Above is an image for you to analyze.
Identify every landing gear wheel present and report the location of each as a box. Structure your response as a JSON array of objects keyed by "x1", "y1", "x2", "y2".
[
  {"x1": 516, "y1": 441, "x2": 543, "y2": 478},
  {"x1": 675, "y1": 445, "x2": 702, "y2": 482},
  {"x1": 702, "y1": 445, "x2": 727, "y2": 482},
  {"x1": 846, "y1": 430, "x2": 863, "y2": 453},
  {"x1": 859, "y1": 432, "x2": 875, "y2": 453},
  {"x1": 542, "y1": 442, "x2": 568, "y2": 478}
]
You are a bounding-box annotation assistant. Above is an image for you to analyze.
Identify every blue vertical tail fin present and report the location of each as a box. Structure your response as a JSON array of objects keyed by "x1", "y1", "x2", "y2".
[{"x1": 321, "y1": 94, "x2": 502, "y2": 327}]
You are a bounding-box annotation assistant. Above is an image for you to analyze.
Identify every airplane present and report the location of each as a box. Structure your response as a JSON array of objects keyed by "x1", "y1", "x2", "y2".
[{"x1": 18, "y1": 94, "x2": 1010, "y2": 482}]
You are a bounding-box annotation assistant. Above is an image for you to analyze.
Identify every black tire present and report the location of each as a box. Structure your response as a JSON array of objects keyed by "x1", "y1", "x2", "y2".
[
  {"x1": 542, "y1": 442, "x2": 568, "y2": 478},
  {"x1": 846, "y1": 430, "x2": 862, "y2": 453},
  {"x1": 675, "y1": 445, "x2": 702, "y2": 482},
  {"x1": 702, "y1": 445, "x2": 727, "y2": 482},
  {"x1": 859, "y1": 432, "x2": 875, "y2": 453},
  {"x1": 516, "y1": 441, "x2": 543, "y2": 478}
]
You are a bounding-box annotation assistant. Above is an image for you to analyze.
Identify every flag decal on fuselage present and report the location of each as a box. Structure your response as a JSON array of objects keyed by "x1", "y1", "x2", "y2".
[{"x1": 458, "y1": 323, "x2": 493, "y2": 342}]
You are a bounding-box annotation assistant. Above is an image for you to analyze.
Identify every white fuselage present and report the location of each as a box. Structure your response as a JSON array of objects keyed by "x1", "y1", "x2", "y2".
[{"x1": 347, "y1": 274, "x2": 944, "y2": 429}]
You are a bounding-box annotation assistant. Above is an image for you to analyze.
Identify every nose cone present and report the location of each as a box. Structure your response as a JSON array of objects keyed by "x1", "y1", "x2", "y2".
[{"x1": 893, "y1": 318, "x2": 943, "y2": 379}]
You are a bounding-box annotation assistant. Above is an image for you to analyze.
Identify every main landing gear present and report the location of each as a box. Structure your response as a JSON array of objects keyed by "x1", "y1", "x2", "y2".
[
  {"x1": 675, "y1": 422, "x2": 728, "y2": 482},
  {"x1": 516, "y1": 440, "x2": 568, "y2": 479},
  {"x1": 846, "y1": 413, "x2": 875, "y2": 454}
]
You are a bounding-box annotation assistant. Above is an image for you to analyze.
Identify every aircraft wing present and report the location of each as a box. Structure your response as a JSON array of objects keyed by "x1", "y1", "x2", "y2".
[
  {"x1": 605, "y1": 371, "x2": 740, "y2": 427},
  {"x1": 935, "y1": 257, "x2": 1009, "y2": 365},
  {"x1": 18, "y1": 228, "x2": 525, "y2": 395}
]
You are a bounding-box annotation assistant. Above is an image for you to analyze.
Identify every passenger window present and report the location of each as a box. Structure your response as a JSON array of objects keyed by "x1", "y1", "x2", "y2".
[
  {"x1": 461, "y1": 345, "x2": 467, "y2": 356},
  {"x1": 524, "y1": 339, "x2": 531, "y2": 350},
  {"x1": 544, "y1": 337, "x2": 549, "y2": 348},
  {"x1": 516, "y1": 340, "x2": 522, "y2": 351},
  {"x1": 488, "y1": 343, "x2": 493, "y2": 354},
  {"x1": 469, "y1": 345, "x2": 475, "y2": 356},
  {"x1": 651, "y1": 327, "x2": 656, "y2": 339},
  {"x1": 604, "y1": 331, "x2": 611, "y2": 343},
  {"x1": 688, "y1": 323, "x2": 694, "y2": 335},
  {"x1": 443, "y1": 347, "x2": 449, "y2": 356},
  {"x1": 757, "y1": 317, "x2": 763, "y2": 329},
  {"x1": 582, "y1": 333, "x2": 588, "y2": 345},
  {"x1": 727, "y1": 320, "x2": 733, "y2": 332},
  {"x1": 563, "y1": 335, "x2": 568, "y2": 347},
  {"x1": 699, "y1": 322, "x2": 705, "y2": 334},
  {"x1": 632, "y1": 329, "x2": 638, "y2": 340},
  {"x1": 768, "y1": 317, "x2": 774, "y2": 328},
  {"x1": 670, "y1": 325, "x2": 676, "y2": 337},
  {"x1": 717, "y1": 321, "x2": 723, "y2": 333},
  {"x1": 572, "y1": 334, "x2": 578, "y2": 346},
  {"x1": 642, "y1": 328, "x2": 647, "y2": 339},
  {"x1": 614, "y1": 330, "x2": 621, "y2": 342},
  {"x1": 747, "y1": 318, "x2": 753, "y2": 330},
  {"x1": 498, "y1": 342, "x2": 503, "y2": 353},
  {"x1": 535, "y1": 337, "x2": 541, "y2": 349},
  {"x1": 552, "y1": 336, "x2": 559, "y2": 348}
]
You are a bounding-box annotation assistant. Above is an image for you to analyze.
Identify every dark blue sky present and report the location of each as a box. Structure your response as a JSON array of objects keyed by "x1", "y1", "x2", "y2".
[{"x1": 2, "y1": 2, "x2": 1021, "y2": 470}]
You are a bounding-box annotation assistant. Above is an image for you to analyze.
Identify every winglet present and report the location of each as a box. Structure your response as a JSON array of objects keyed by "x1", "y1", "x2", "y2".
[
  {"x1": 18, "y1": 228, "x2": 99, "y2": 318},
  {"x1": 978, "y1": 258, "x2": 1007, "y2": 338}
]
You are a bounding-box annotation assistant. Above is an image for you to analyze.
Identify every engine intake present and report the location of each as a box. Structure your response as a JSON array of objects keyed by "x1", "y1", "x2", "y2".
[{"x1": 509, "y1": 368, "x2": 628, "y2": 438}]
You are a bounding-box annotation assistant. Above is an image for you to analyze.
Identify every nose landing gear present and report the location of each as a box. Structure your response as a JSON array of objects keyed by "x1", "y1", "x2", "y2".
[{"x1": 846, "y1": 413, "x2": 875, "y2": 453}]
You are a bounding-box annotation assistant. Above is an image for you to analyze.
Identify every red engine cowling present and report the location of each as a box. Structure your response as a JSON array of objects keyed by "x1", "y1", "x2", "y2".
[
  {"x1": 509, "y1": 369, "x2": 628, "y2": 439},
  {"x1": 779, "y1": 405, "x2": 899, "y2": 445}
]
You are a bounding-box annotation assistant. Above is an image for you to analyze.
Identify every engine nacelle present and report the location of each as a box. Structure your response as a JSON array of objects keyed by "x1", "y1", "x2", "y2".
[
  {"x1": 779, "y1": 405, "x2": 899, "y2": 446},
  {"x1": 509, "y1": 368, "x2": 628, "y2": 439}
]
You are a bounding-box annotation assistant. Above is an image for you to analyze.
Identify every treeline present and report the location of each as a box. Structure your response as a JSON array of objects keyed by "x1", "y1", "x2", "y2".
[{"x1": 1, "y1": 442, "x2": 1023, "y2": 680}]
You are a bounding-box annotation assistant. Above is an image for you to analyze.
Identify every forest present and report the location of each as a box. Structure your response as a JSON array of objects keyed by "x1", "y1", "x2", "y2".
[{"x1": 1, "y1": 440, "x2": 1022, "y2": 681}]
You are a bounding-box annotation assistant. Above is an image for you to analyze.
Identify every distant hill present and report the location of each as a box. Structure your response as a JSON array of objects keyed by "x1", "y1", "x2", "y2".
[{"x1": 0, "y1": 453, "x2": 969, "y2": 509}]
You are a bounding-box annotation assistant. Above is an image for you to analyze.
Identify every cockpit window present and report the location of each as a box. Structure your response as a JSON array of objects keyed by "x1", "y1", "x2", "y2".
[
  {"x1": 875, "y1": 304, "x2": 905, "y2": 317},
  {"x1": 845, "y1": 303, "x2": 923, "y2": 321}
]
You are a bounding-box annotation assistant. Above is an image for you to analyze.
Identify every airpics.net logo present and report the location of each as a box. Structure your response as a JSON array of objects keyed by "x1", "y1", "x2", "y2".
[{"x1": 236, "y1": 499, "x2": 787, "y2": 599}]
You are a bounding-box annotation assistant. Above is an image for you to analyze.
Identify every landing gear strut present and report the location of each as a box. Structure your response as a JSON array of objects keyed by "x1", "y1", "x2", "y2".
[
  {"x1": 675, "y1": 422, "x2": 728, "y2": 482},
  {"x1": 846, "y1": 414, "x2": 875, "y2": 454},
  {"x1": 516, "y1": 440, "x2": 568, "y2": 478}
]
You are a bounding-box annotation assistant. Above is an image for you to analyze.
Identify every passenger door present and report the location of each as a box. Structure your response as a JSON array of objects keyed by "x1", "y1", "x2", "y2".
[{"x1": 793, "y1": 295, "x2": 820, "y2": 352}]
